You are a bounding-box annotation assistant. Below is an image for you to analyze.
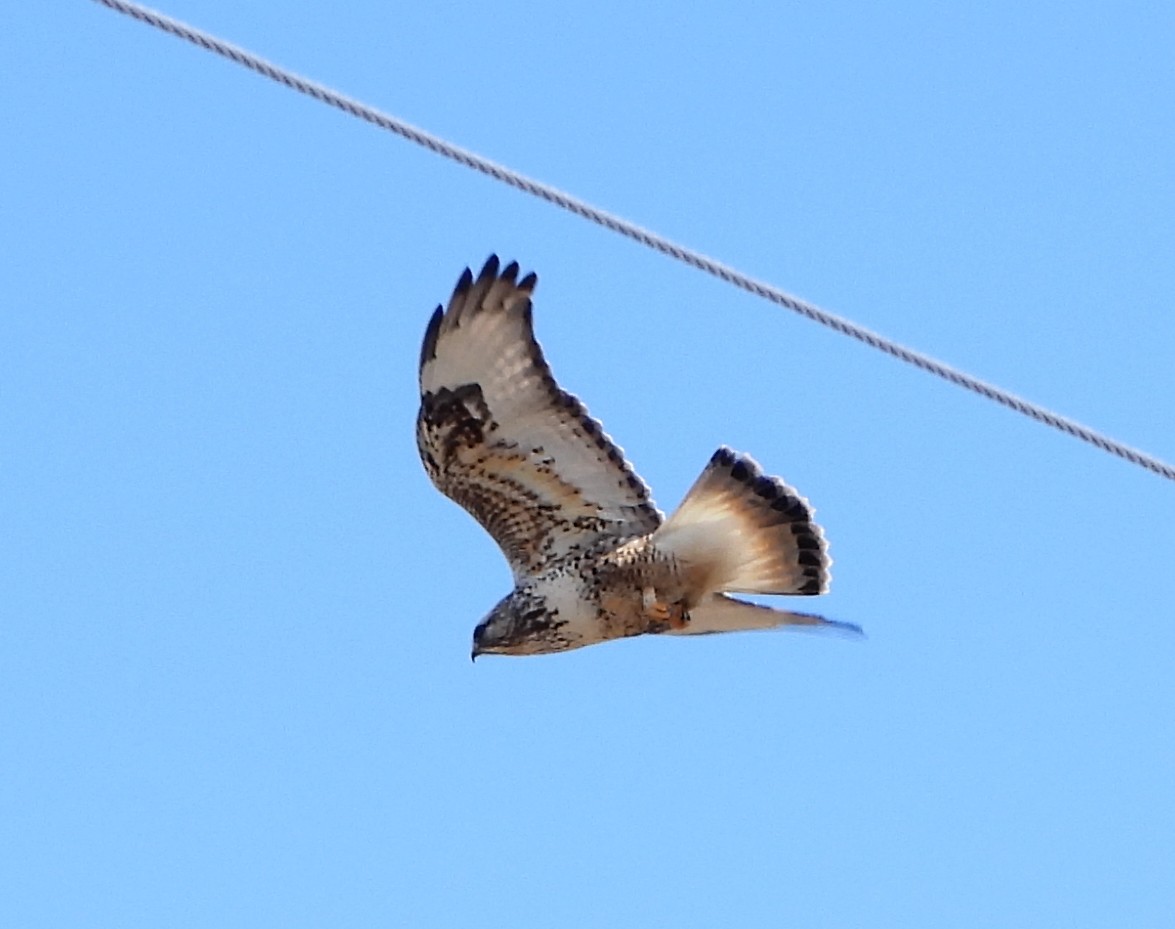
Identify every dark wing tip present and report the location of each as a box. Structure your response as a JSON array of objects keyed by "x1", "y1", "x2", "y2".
[
  {"x1": 477, "y1": 254, "x2": 501, "y2": 282},
  {"x1": 711, "y1": 446, "x2": 736, "y2": 467},
  {"x1": 431, "y1": 257, "x2": 536, "y2": 371},
  {"x1": 713, "y1": 447, "x2": 776, "y2": 490},
  {"x1": 773, "y1": 494, "x2": 807, "y2": 516},
  {"x1": 753, "y1": 475, "x2": 780, "y2": 500},
  {"x1": 420, "y1": 305, "x2": 444, "y2": 372},
  {"x1": 457, "y1": 256, "x2": 537, "y2": 304},
  {"x1": 451, "y1": 266, "x2": 474, "y2": 302},
  {"x1": 480, "y1": 255, "x2": 537, "y2": 293}
]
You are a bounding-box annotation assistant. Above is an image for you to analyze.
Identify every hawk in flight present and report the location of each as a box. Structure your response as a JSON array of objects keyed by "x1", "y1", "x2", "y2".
[{"x1": 417, "y1": 256, "x2": 859, "y2": 658}]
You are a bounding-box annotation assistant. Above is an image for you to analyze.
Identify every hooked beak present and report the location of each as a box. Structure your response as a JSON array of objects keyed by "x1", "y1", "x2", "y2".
[{"x1": 471, "y1": 621, "x2": 488, "y2": 662}]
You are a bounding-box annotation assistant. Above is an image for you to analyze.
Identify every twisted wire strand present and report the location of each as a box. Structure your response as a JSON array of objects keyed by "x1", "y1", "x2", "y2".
[{"x1": 90, "y1": 0, "x2": 1175, "y2": 482}]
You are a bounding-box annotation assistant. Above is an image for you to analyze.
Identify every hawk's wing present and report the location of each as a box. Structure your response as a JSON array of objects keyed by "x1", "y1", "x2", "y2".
[{"x1": 417, "y1": 256, "x2": 662, "y2": 579}]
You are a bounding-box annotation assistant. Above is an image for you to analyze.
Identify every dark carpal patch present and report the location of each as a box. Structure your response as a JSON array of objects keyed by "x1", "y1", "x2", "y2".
[{"x1": 420, "y1": 383, "x2": 494, "y2": 465}]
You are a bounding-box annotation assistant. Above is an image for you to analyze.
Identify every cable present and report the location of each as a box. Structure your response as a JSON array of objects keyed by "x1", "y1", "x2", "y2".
[{"x1": 90, "y1": 0, "x2": 1175, "y2": 483}]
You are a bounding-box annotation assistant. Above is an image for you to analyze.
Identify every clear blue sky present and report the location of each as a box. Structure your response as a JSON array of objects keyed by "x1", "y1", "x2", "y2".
[{"x1": 4, "y1": 2, "x2": 1174, "y2": 926}]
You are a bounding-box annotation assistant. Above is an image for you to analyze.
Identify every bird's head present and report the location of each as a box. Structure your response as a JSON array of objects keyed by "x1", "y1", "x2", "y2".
[{"x1": 471, "y1": 591, "x2": 557, "y2": 659}]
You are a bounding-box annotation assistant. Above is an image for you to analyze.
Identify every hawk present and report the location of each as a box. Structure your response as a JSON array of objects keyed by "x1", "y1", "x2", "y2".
[{"x1": 417, "y1": 256, "x2": 860, "y2": 658}]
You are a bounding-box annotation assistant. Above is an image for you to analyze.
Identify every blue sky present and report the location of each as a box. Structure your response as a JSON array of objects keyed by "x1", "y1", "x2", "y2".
[{"x1": 4, "y1": 2, "x2": 1174, "y2": 926}]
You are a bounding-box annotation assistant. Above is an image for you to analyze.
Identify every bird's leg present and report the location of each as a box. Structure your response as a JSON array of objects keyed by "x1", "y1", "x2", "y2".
[
  {"x1": 665, "y1": 601, "x2": 688, "y2": 629},
  {"x1": 642, "y1": 586, "x2": 689, "y2": 631},
  {"x1": 642, "y1": 585, "x2": 668, "y2": 621}
]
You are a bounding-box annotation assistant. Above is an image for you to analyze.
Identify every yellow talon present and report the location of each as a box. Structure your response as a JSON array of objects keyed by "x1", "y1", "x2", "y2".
[
  {"x1": 642, "y1": 586, "x2": 667, "y2": 620},
  {"x1": 643, "y1": 587, "x2": 688, "y2": 629}
]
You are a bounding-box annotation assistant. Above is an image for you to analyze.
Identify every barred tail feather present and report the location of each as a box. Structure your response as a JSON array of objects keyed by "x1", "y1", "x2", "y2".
[{"x1": 652, "y1": 446, "x2": 831, "y2": 597}]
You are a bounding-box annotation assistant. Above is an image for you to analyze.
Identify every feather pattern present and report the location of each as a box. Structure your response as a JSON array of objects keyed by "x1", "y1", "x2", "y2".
[
  {"x1": 418, "y1": 256, "x2": 856, "y2": 657},
  {"x1": 417, "y1": 255, "x2": 661, "y2": 579}
]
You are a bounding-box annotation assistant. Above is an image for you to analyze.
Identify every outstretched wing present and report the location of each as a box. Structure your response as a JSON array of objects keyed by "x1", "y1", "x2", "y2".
[{"x1": 417, "y1": 256, "x2": 662, "y2": 578}]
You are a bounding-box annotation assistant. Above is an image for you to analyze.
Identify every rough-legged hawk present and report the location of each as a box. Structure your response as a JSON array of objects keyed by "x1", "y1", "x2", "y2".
[{"x1": 417, "y1": 256, "x2": 859, "y2": 658}]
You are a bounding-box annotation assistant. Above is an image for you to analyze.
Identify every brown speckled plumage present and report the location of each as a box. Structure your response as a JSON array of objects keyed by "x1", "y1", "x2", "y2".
[{"x1": 416, "y1": 257, "x2": 860, "y2": 658}]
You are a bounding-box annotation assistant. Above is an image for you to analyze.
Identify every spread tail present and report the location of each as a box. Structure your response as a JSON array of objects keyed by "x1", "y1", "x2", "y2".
[{"x1": 653, "y1": 446, "x2": 832, "y2": 596}]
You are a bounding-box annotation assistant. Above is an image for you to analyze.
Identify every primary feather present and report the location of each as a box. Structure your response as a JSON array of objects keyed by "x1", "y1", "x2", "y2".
[{"x1": 417, "y1": 256, "x2": 660, "y2": 580}]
